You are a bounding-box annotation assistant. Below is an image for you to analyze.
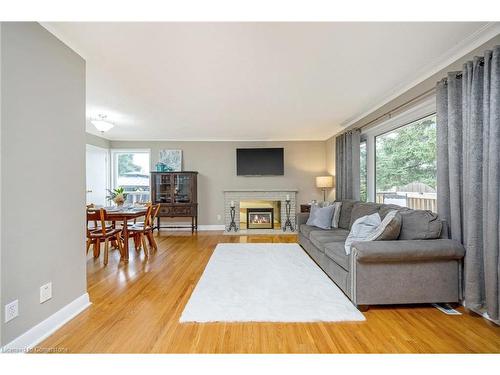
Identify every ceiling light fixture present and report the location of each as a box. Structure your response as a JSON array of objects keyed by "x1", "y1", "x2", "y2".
[{"x1": 91, "y1": 114, "x2": 114, "y2": 132}]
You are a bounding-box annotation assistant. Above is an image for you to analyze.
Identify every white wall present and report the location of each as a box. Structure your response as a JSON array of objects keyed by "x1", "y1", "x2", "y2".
[
  {"x1": 86, "y1": 132, "x2": 111, "y2": 149},
  {"x1": 1, "y1": 22, "x2": 87, "y2": 346}
]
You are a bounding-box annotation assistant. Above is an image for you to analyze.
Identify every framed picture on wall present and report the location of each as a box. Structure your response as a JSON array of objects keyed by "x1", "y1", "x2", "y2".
[{"x1": 159, "y1": 149, "x2": 183, "y2": 171}]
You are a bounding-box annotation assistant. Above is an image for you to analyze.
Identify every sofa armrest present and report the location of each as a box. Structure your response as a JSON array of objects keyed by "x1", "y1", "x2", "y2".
[
  {"x1": 297, "y1": 212, "x2": 310, "y2": 226},
  {"x1": 351, "y1": 239, "x2": 465, "y2": 263}
]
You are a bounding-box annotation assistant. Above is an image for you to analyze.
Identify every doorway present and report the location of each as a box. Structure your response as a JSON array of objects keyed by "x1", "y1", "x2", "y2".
[{"x1": 86, "y1": 144, "x2": 109, "y2": 206}]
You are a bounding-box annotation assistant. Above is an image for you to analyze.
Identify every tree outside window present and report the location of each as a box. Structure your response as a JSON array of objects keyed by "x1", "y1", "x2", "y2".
[
  {"x1": 375, "y1": 114, "x2": 437, "y2": 212},
  {"x1": 360, "y1": 141, "x2": 367, "y2": 202}
]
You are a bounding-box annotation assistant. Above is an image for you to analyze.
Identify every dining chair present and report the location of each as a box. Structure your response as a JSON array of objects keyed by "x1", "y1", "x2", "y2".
[
  {"x1": 86, "y1": 208, "x2": 124, "y2": 265},
  {"x1": 146, "y1": 204, "x2": 161, "y2": 252},
  {"x1": 129, "y1": 203, "x2": 161, "y2": 252},
  {"x1": 128, "y1": 205, "x2": 156, "y2": 258}
]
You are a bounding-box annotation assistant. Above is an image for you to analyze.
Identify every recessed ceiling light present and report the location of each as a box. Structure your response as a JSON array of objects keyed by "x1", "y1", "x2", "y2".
[{"x1": 91, "y1": 114, "x2": 114, "y2": 132}]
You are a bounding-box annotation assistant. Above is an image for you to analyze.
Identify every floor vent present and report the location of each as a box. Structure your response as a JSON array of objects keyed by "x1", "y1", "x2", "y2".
[{"x1": 432, "y1": 303, "x2": 462, "y2": 315}]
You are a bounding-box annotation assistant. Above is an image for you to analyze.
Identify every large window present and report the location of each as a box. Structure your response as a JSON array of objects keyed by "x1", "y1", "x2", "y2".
[
  {"x1": 111, "y1": 150, "x2": 150, "y2": 204},
  {"x1": 375, "y1": 114, "x2": 437, "y2": 211}
]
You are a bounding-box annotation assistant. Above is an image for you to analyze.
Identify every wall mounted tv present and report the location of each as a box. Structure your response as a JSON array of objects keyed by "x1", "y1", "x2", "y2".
[{"x1": 236, "y1": 148, "x2": 284, "y2": 176}]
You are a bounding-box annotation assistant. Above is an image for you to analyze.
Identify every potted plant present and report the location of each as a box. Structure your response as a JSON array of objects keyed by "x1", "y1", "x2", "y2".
[{"x1": 106, "y1": 187, "x2": 128, "y2": 207}]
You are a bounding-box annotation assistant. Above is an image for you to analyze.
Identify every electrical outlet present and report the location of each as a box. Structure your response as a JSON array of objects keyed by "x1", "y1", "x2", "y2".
[
  {"x1": 40, "y1": 282, "x2": 52, "y2": 304},
  {"x1": 5, "y1": 300, "x2": 19, "y2": 323},
  {"x1": 216, "y1": 214, "x2": 222, "y2": 221}
]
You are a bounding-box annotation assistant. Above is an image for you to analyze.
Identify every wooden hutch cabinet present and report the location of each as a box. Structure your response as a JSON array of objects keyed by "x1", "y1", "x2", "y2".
[{"x1": 150, "y1": 171, "x2": 198, "y2": 232}]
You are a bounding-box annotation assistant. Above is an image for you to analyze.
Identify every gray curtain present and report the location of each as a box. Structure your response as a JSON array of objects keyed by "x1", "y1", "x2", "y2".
[
  {"x1": 436, "y1": 45, "x2": 500, "y2": 324},
  {"x1": 335, "y1": 129, "x2": 360, "y2": 200}
]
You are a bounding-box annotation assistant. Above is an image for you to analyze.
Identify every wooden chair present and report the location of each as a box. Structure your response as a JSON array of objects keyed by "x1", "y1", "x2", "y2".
[
  {"x1": 128, "y1": 204, "x2": 159, "y2": 258},
  {"x1": 86, "y1": 208, "x2": 124, "y2": 265},
  {"x1": 147, "y1": 204, "x2": 161, "y2": 251},
  {"x1": 86, "y1": 204, "x2": 114, "y2": 231}
]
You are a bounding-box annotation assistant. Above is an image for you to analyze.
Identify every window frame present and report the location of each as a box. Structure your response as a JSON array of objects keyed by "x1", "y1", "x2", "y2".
[
  {"x1": 110, "y1": 148, "x2": 151, "y2": 197},
  {"x1": 361, "y1": 95, "x2": 436, "y2": 202}
]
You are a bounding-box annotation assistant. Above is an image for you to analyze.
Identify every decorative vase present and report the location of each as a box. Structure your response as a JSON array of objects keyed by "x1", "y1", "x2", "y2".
[{"x1": 114, "y1": 194, "x2": 125, "y2": 207}]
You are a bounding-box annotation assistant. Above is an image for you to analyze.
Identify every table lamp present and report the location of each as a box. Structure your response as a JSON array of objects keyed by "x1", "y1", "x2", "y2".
[{"x1": 316, "y1": 175, "x2": 334, "y2": 201}]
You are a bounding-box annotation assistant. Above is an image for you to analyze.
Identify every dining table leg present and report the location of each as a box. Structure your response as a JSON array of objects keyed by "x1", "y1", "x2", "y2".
[{"x1": 122, "y1": 218, "x2": 129, "y2": 262}]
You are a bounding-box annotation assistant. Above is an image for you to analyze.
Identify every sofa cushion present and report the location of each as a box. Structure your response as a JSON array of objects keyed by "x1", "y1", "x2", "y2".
[
  {"x1": 398, "y1": 209, "x2": 443, "y2": 240},
  {"x1": 299, "y1": 224, "x2": 327, "y2": 238},
  {"x1": 349, "y1": 202, "x2": 382, "y2": 228},
  {"x1": 337, "y1": 199, "x2": 357, "y2": 230},
  {"x1": 344, "y1": 212, "x2": 381, "y2": 254},
  {"x1": 378, "y1": 203, "x2": 405, "y2": 219},
  {"x1": 324, "y1": 242, "x2": 350, "y2": 271},
  {"x1": 331, "y1": 201, "x2": 342, "y2": 228},
  {"x1": 309, "y1": 229, "x2": 350, "y2": 253},
  {"x1": 306, "y1": 204, "x2": 335, "y2": 229},
  {"x1": 371, "y1": 210, "x2": 402, "y2": 241}
]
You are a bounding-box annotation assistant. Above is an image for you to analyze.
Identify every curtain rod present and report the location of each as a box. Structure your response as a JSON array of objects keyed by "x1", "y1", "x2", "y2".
[{"x1": 357, "y1": 86, "x2": 436, "y2": 131}]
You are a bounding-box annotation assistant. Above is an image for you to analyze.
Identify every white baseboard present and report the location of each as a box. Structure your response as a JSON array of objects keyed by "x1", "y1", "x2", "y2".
[
  {"x1": 198, "y1": 225, "x2": 225, "y2": 231},
  {"x1": 1, "y1": 293, "x2": 91, "y2": 353}
]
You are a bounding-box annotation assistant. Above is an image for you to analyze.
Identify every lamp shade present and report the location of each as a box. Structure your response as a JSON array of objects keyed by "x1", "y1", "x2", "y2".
[{"x1": 316, "y1": 175, "x2": 333, "y2": 189}]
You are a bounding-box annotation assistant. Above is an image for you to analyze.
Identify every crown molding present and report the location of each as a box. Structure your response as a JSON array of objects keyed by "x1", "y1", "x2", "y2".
[{"x1": 338, "y1": 22, "x2": 500, "y2": 132}]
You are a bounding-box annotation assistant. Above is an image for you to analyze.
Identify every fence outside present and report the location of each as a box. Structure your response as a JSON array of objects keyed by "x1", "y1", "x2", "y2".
[{"x1": 376, "y1": 192, "x2": 437, "y2": 212}]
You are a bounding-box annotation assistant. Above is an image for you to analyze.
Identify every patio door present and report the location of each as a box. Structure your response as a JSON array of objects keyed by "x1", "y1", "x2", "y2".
[{"x1": 86, "y1": 144, "x2": 109, "y2": 206}]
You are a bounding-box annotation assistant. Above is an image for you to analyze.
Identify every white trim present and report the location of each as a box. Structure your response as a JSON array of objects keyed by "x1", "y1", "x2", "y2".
[
  {"x1": 198, "y1": 225, "x2": 225, "y2": 231},
  {"x1": 340, "y1": 22, "x2": 500, "y2": 130},
  {"x1": 362, "y1": 95, "x2": 436, "y2": 137},
  {"x1": 1, "y1": 293, "x2": 91, "y2": 353}
]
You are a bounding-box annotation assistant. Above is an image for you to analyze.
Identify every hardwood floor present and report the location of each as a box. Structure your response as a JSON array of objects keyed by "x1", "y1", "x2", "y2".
[{"x1": 38, "y1": 231, "x2": 500, "y2": 353}]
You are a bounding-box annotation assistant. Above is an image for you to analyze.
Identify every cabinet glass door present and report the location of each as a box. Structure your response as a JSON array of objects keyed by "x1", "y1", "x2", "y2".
[
  {"x1": 174, "y1": 174, "x2": 192, "y2": 203},
  {"x1": 155, "y1": 174, "x2": 173, "y2": 203}
]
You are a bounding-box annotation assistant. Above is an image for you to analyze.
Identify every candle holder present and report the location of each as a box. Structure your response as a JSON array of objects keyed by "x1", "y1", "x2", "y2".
[
  {"x1": 282, "y1": 199, "x2": 295, "y2": 232},
  {"x1": 227, "y1": 205, "x2": 238, "y2": 232}
]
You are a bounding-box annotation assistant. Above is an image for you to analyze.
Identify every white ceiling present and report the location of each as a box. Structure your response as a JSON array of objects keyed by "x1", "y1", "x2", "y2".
[{"x1": 44, "y1": 22, "x2": 496, "y2": 141}]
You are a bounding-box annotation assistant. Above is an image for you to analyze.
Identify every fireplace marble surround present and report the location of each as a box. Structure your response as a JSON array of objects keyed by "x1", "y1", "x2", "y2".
[{"x1": 223, "y1": 189, "x2": 298, "y2": 233}]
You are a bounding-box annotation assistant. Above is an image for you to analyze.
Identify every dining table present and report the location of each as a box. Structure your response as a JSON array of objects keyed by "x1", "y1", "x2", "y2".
[{"x1": 89, "y1": 206, "x2": 147, "y2": 262}]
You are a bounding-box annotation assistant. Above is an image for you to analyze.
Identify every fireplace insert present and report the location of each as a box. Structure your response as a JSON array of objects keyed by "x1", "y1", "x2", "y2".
[{"x1": 246, "y1": 208, "x2": 274, "y2": 229}]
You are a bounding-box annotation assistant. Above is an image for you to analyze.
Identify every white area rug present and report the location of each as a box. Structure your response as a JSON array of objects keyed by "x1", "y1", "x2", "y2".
[{"x1": 180, "y1": 243, "x2": 365, "y2": 323}]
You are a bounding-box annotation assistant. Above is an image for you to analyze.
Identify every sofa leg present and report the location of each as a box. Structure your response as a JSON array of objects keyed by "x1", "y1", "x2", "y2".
[{"x1": 356, "y1": 304, "x2": 369, "y2": 312}]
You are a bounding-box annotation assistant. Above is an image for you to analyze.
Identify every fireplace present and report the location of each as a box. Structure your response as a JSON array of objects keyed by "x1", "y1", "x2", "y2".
[
  {"x1": 223, "y1": 190, "x2": 297, "y2": 233},
  {"x1": 246, "y1": 208, "x2": 274, "y2": 229}
]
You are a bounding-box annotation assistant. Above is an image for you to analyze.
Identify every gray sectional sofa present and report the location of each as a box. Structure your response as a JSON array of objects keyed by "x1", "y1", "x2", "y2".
[{"x1": 297, "y1": 200, "x2": 465, "y2": 309}]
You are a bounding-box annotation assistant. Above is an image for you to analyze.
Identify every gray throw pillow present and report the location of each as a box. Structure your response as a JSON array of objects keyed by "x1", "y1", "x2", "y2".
[
  {"x1": 331, "y1": 201, "x2": 342, "y2": 228},
  {"x1": 344, "y1": 212, "x2": 381, "y2": 255},
  {"x1": 398, "y1": 209, "x2": 442, "y2": 240},
  {"x1": 306, "y1": 204, "x2": 335, "y2": 229},
  {"x1": 368, "y1": 210, "x2": 402, "y2": 241}
]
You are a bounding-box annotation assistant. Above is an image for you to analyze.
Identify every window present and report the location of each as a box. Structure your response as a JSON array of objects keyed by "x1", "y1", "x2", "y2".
[
  {"x1": 375, "y1": 114, "x2": 437, "y2": 211},
  {"x1": 359, "y1": 140, "x2": 367, "y2": 202},
  {"x1": 111, "y1": 150, "x2": 150, "y2": 204}
]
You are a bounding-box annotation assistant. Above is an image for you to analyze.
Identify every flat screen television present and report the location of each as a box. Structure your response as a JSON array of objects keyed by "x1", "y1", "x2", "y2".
[{"x1": 236, "y1": 148, "x2": 284, "y2": 176}]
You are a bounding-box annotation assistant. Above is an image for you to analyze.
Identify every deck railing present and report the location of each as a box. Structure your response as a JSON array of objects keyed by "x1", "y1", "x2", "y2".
[
  {"x1": 124, "y1": 191, "x2": 150, "y2": 204},
  {"x1": 376, "y1": 192, "x2": 437, "y2": 212}
]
